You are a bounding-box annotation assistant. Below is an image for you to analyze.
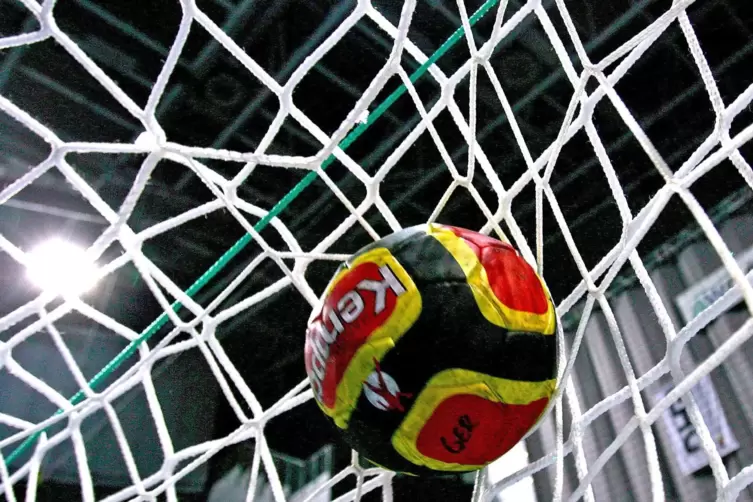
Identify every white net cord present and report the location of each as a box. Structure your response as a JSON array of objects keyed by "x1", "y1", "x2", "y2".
[{"x1": 0, "y1": 0, "x2": 752, "y2": 501}]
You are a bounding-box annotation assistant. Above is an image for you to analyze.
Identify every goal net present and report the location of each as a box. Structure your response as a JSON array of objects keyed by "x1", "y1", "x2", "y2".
[{"x1": 1, "y1": 0, "x2": 752, "y2": 501}]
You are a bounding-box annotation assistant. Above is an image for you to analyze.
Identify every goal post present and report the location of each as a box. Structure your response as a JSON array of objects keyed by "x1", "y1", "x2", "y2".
[{"x1": 1, "y1": 0, "x2": 752, "y2": 501}]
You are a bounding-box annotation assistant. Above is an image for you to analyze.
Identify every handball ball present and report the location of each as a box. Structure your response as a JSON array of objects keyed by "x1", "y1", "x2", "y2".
[{"x1": 304, "y1": 224, "x2": 558, "y2": 475}]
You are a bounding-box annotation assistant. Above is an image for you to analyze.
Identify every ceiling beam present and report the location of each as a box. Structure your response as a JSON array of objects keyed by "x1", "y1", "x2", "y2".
[
  {"x1": 171, "y1": 1, "x2": 356, "y2": 192},
  {"x1": 283, "y1": 0, "x2": 563, "y2": 236},
  {"x1": 0, "y1": 16, "x2": 38, "y2": 91},
  {"x1": 383, "y1": 0, "x2": 678, "y2": 215},
  {"x1": 15, "y1": 65, "x2": 140, "y2": 134},
  {"x1": 73, "y1": 0, "x2": 176, "y2": 59},
  {"x1": 515, "y1": 34, "x2": 753, "y2": 222},
  {"x1": 546, "y1": 127, "x2": 715, "y2": 248},
  {"x1": 208, "y1": 1, "x2": 356, "y2": 150},
  {"x1": 190, "y1": 0, "x2": 266, "y2": 78},
  {"x1": 0, "y1": 198, "x2": 107, "y2": 225}
]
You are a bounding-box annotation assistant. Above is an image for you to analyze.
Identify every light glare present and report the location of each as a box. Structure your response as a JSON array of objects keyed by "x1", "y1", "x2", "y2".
[{"x1": 26, "y1": 239, "x2": 100, "y2": 295}]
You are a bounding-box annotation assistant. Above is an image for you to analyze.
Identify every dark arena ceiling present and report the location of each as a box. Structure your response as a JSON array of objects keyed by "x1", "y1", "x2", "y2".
[{"x1": 1, "y1": 0, "x2": 752, "y2": 499}]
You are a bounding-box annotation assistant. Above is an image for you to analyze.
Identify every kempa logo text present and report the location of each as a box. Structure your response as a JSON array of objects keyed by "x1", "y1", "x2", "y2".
[{"x1": 308, "y1": 264, "x2": 407, "y2": 400}]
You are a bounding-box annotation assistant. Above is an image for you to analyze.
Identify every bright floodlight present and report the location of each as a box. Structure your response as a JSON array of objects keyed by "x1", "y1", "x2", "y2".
[{"x1": 26, "y1": 239, "x2": 99, "y2": 296}]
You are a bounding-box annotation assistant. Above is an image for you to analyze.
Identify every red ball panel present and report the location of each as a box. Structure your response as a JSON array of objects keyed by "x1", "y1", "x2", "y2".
[
  {"x1": 481, "y1": 247, "x2": 549, "y2": 315},
  {"x1": 443, "y1": 225, "x2": 514, "y2": 251},
  {"x1": 414, "y1": 393, "x2": 550, "y2": 466},
  {"x1": 442, "y1": 225, "x2": 549, "y2": 315},
  {"x1": 305, "y1": 261, "x2": 401, "y2": 409}
]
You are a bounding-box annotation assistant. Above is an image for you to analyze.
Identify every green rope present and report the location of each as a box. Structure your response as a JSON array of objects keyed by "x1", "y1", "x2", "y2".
[{"x1": 5, "y1": 0, "x2": 499, "y2": 467}]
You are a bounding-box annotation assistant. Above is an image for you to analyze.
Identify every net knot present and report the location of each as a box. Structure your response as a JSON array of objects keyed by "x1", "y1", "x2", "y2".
[
  {"x1": 135, "y1": 131, "x2": 160, "y2": 151},
  {"x1": 200, "y1": 320, "x2": 217, "y2": 341},
  {"x1": 472, "y1": 52, "x2": 488, "y2": 66},
  {"x1": 66, "y1": 410, "x2": 84, "y2": 430}
]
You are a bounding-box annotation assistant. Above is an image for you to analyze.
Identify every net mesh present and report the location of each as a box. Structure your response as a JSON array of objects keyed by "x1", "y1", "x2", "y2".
[{"x1": 0, "y1": 0, "x2": 752, "y2": 501}]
